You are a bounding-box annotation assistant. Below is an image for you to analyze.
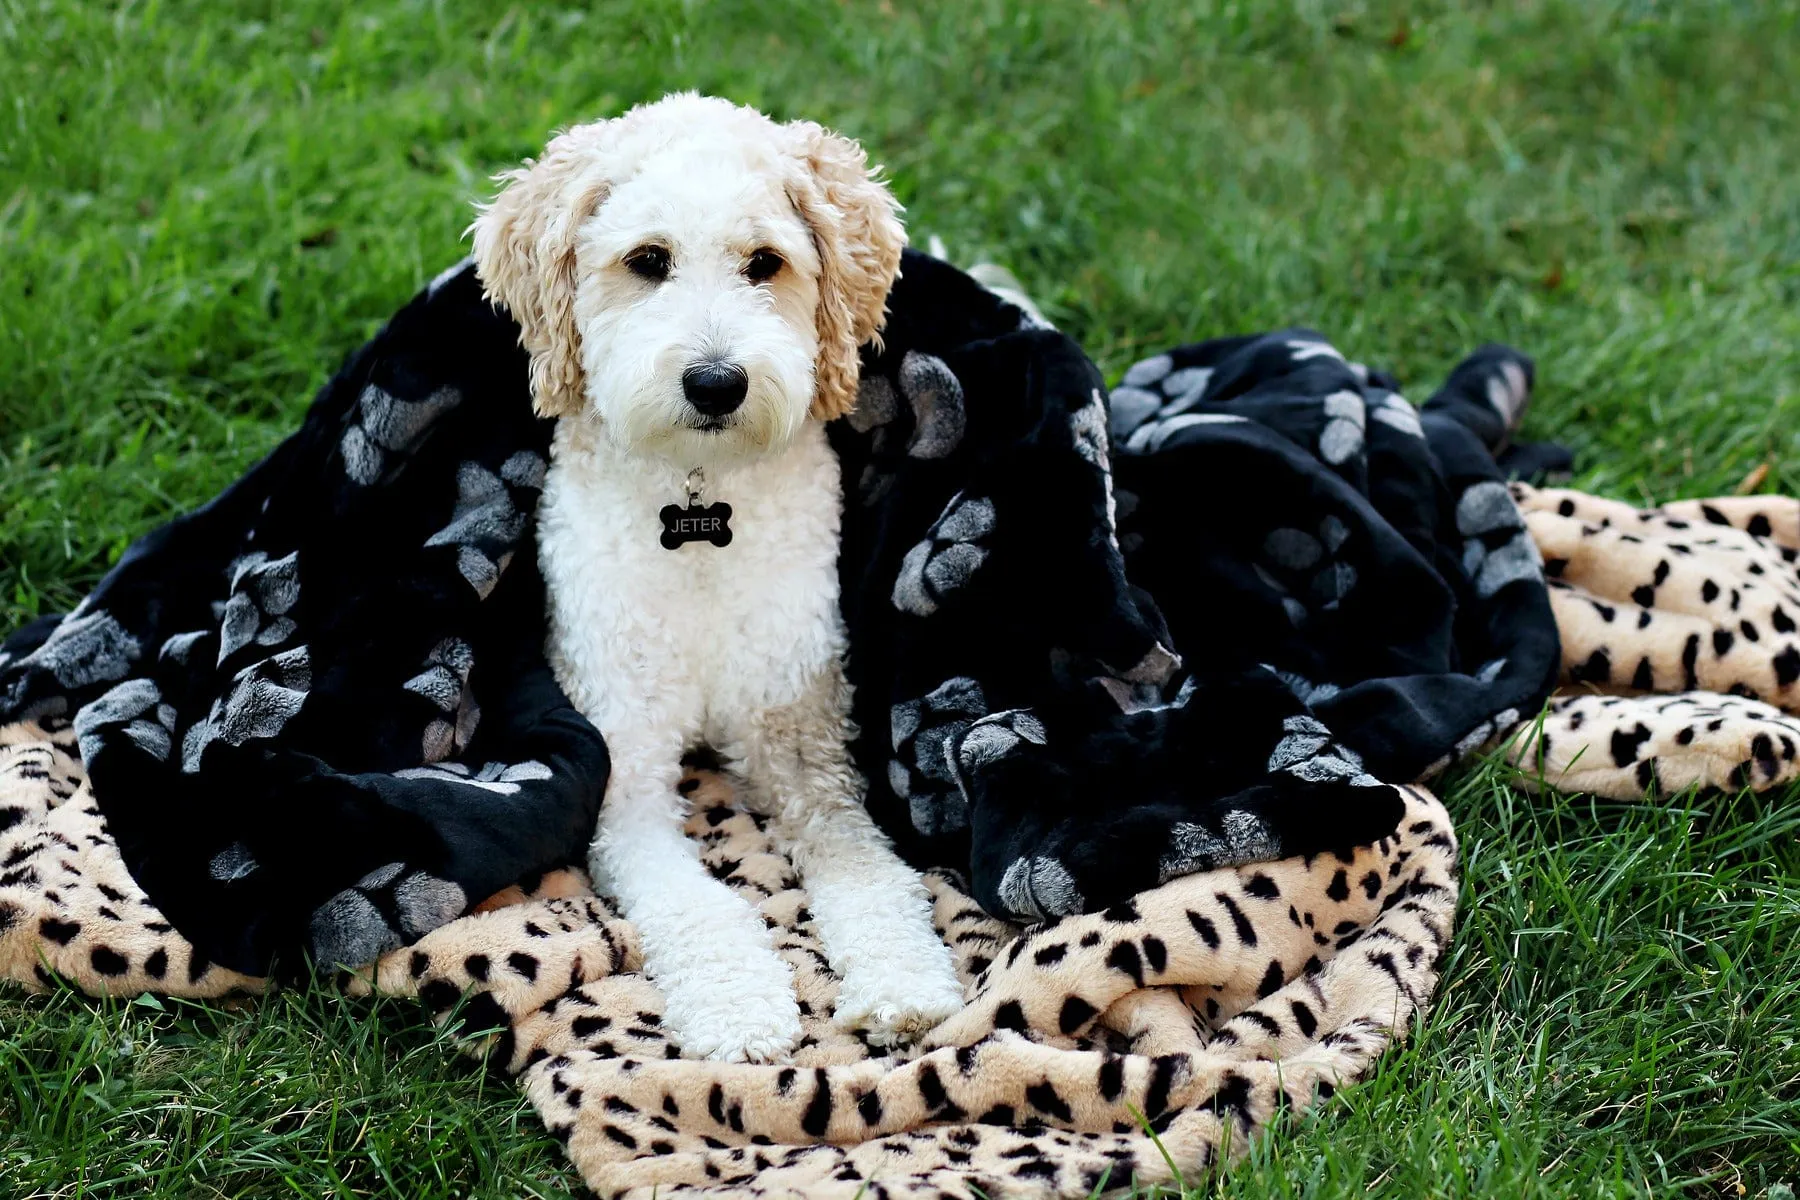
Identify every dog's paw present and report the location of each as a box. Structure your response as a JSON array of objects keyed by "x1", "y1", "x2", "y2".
[
  {"x1": 658, "y1": 944, "x2": 803, "y2": 1063},
  {"x1": 678, "y1": 1005, "x2": 803, "y2": 1064},
  {"x1": 835, "y1": 954, "x2": 966, "y2": 1048}
]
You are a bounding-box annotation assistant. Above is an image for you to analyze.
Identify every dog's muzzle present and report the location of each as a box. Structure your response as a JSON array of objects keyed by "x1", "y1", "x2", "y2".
[{"x1": 682, "y1": 362, "x2": 749, "y2": 417}]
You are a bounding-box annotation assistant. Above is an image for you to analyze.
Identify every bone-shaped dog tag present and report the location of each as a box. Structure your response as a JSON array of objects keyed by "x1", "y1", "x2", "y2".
[{"x1": 660, "y1": 501, "x2": 733, "y2": 550}]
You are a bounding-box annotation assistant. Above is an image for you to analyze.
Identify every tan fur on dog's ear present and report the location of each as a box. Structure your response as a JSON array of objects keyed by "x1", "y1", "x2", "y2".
[
  {"x1": 784, "y1": 122, "x2": 907, "y2": 422},
  {"x1": 469, "y1": 124, "x2": 616, "y2": 419}
]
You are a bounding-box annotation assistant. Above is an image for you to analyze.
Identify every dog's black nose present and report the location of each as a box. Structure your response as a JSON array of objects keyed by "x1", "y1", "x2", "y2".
[{"x1": 681, "y1": 363, "x2": 749, "y2": 416}]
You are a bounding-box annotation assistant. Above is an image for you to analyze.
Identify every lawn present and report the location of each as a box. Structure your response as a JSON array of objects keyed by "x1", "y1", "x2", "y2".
[{"x1": 3, "y1": 0, "x2": 1800, "y2": 1195}]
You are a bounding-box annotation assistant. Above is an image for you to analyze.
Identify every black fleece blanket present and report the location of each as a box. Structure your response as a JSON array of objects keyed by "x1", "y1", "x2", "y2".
[{"x1": 0, "y1": 251, "x2": 1560, "y2": 974}]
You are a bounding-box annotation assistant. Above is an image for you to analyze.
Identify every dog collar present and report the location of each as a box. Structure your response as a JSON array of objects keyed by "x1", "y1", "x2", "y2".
[{"x1": 660, "y1": 467, "x2": 733, "y2": 550}]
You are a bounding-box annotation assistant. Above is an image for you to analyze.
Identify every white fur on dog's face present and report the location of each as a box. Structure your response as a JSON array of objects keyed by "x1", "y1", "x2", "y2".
[
  {"x1": 572, "y1": 144, "x2": 823, "y2": 464},
  {"x1": 470, "y1": 94, "x2": 907, "y2": 460}
]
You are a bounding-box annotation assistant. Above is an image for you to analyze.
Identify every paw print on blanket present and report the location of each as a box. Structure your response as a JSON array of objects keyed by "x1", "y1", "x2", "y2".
[
  {"x1": 216, "y1": 550, "x2": 301, "y2": 665},
  {"x1": 179, "y1": 645, "x2": 312, "y2": 773},
  {"x1": 1315, "y1": 389, "x2": 1367, "y2": 466},
  {"x1": 888, "y1": 677, "x2": 989, "y2": 835},
  {"x1": 308, "y1": 860, "x2": 473, "y2": 970},
  {"x1": 73, "y1": 678, "x2": 177, "y2": 765},
  {"x1": 392, "y1": 758, "x2": 555, "y2": 794},
  {"x1": 892, "y1": 493, "x2": 996, "y2": 616},
  {"x1": 402, "y1": 637, "x2": 480, "y2": 763},
  {"x1": 845, "y1": 373, "x2": 903, "y2": 506},
  {"x1": 338, "y1": 382, "x2": 462, "y2": 486},
  {"x1": 1516, "y1": 485, "x2": 1800, "y2": 704},
  {"x1": 1367, "y1": 389, "x2": 1425, "y2": 439},
  {"x1": 955, "y1": 708, "x2": 1049, "y2": 776},
  {"x1": 1265, "y1": 714, "x2": 1382, "y2": 788},
  {"x1": 0, "y1": 610, "x2": 141, "y2": 708},
  {"x1": 1110, "y1": 349, "x2": 1267, "y2": 455},
  {"x1": 1457, "y1": 480, "x2": 1543, "y2": 598},
  {"x1": 1146, "y1": 713, "x2": 1383, "y2": 886},
  {"x1": 898, "y1": 350, "x2": 967, "y2": 459},
  {"x1": 425, "y1": 451, "x2": 546, "y2": 600},
  {"x1": 1109, "y1": 352, "x2": 1214, "y2": 436},
  {"x1": 1255, "y1": 513, "x2": 1359, "y2": 625}
]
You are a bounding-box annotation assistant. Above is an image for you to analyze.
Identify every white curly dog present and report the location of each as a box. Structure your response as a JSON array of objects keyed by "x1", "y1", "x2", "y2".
[{"x1": 470, "y1": 94, "x2": 966, "y2": 1062}]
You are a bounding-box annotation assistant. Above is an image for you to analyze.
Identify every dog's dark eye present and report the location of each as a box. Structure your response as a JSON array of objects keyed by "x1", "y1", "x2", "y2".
[
  {"x1": 744, "y1": 248, "x2": 784, "y2": 283},
  {"x1": 624, "y1": 245, "x2": 672, "y2": 281}
]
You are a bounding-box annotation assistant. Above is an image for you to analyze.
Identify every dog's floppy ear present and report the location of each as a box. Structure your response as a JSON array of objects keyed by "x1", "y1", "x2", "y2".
[
  {"x1": 785, "y1": 122, "x2": 906, "y2": 422},
  {"x1": 470, "y1": 124, "x2": 615, "y2": 419}
]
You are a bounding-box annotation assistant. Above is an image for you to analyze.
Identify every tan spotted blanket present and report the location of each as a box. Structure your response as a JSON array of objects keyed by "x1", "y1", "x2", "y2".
[
  {"x1": 8, "y1": 484, "x2": 1800, "y2": 1197},
  {"x1": 2, "y1": 727, "x2": 1451, "y2": 1197},
  {"x1": 1502, "y1": 485, "x2": 1800, "y2": 797}
]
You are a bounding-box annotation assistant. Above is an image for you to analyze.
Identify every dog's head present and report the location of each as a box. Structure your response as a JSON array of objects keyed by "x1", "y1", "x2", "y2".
[{"x1": 470, "y1": 93, "x2": 905, "y2": 463}]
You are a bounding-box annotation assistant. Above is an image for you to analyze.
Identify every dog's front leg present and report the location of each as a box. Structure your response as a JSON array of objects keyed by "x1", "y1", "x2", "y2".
[
  {"x1": 728, "y1": 682, "x2": 966, "y2": 1049},
  {"x1": 590, "y1": 742, "x2": 801, "y2": 1063}
]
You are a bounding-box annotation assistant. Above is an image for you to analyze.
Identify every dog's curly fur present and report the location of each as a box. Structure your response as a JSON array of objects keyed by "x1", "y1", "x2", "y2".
[
  {"x1": 471, "y1": 93, "x2": 902, "y2": 426},
  {"x1": 468, "y1": 95, "x2": 960, "y2": 1062}
]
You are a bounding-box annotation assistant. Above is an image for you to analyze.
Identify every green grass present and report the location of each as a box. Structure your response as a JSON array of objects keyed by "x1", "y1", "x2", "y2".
[{"x1": 3, "y1": 0, "x2": 1799, "y2": 1195}]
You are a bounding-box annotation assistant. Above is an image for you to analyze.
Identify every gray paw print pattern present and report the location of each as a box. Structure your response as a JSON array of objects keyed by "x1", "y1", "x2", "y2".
[
  {"x1": 392, "y1": 759, "x2": 555, "y2": 795},
  {"x1": 1369, "y1": 390, "x2": 1425, "y2": 438},
  {"x1": 1255, "y1": 514, "x2": 1358, "y2": 626},
  {"x1": 849, "y1": 373, "x2": 902, "y2": 506},
  {"x1": 1110, "y1": 353, "x2": 1253, "y2": 455},
  {"x1": 1266, "y1": 713, "x2": 1382, "y2": 787},
  {"x1": 425, "y1": 451, "x2": 545, "y2": 599},
  {"x1": 73, "y1": 677, "x2": 177, "y2": 765},
  {"x1": 218, "y1": 551, "x2": 301, "y2": 666},
  {"x1": 208, "y1": 840, "x2": 260, "y2": 884},
  {"x1": 403, "y1": 638, "x2": 479, "y2": 764},
  {"x1": 1068, "y1": 387, "x2": 1124, "y2": 538},
  {"x1": 158, "y1": 629, "x2": 209, "y2": 667},
  {"x1": 995, "y1": 853, "x2": 1085, "y2": 922},
  {"x1": 181, "y1": 646, "x2": 313, "y2": 773},
  {"x1": 1268, "y1": 666, "x2": 1341, "y2": 707},
  {"x1": 1451, "y1": 704, "x2": 1522, "y2": 760},
  {"x1": 5, "y1": 609, "x2": 141, "y2": 697},
  {"x1": 954, "y1": 708, "x2": 1048, "y2": 778},
  {"x1": 1110, "y1": 353, "x2": 1216, "y2": 432},
  {"x1": 1485, "y1": 359, "x2": 1531, "y2": 427},
  {"x1": 309, "y1": 859, "x2": 469, "y2": 968},
  {"x1": 898, "y1": 350, "x2": 966, "y2": 459},
  {"x1": 339, "y1": 383, "x2": 463, "y2": 487},
  {"x1": 1456, "y1": 481, "x2": 1542, "y2": 598},
  {"x1": 845, "y1": 352, "x2": 968, "y2": 505},
  {"x1": 893, "y1": 493, "x2": 997, "y2": 616},
  {"x1": 889, "y1": 676, "x2": 988, "y2": 836},
  {"x1": 1318, "y1": 390, "x2": 1367, "y2": 466},
  {"x1": 846, "y1": 372, "x2": 900, "y2": 434},
  {"x1": 1157, "y1": 810, "x2": 1282, "y2": 884}
]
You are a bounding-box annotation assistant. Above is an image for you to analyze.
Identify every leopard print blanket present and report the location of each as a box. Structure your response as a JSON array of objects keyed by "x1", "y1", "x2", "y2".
[
  {"x1": 1503, "y1": 485, "x2": 1800, "y2": 797},
  {"x1": 2, "y1": 722, "x2": 1452, "y2": 1197},
  {"x1": 8, "y1": 483, "x2": 1799, "y2": 1197}
]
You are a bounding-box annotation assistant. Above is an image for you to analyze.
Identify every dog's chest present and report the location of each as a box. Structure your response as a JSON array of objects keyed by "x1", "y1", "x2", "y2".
[{"x1": 539, "y1": 423, "x2": 846, "y2": 735}]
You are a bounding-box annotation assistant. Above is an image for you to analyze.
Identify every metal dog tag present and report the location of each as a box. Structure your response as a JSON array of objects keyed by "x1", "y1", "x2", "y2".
[{"x1": 661, "y1": 468, "x2": 733, "y2": 550}]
